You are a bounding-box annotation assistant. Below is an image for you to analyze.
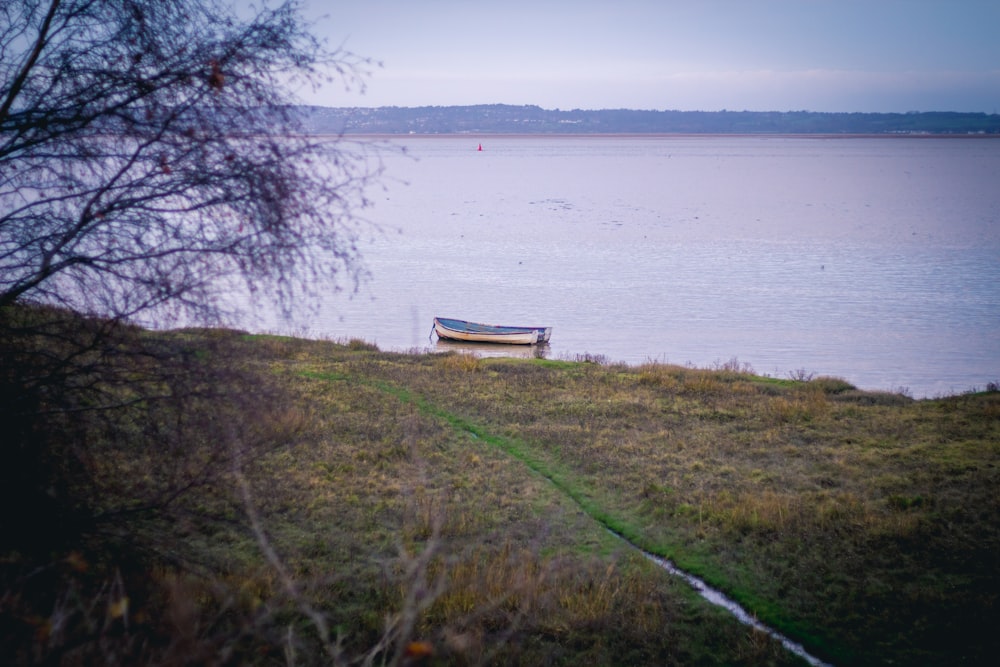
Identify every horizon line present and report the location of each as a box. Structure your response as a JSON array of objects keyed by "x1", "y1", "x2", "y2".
[{"x1": 303, "y1": 103, "x2": 999, "y2": 115}]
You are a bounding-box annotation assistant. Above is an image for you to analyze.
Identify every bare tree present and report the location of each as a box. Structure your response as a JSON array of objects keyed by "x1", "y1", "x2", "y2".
[
  {"x1": 0, "y1": 0, "x2": 384, "y2": 562},
  {"x1": 0, "y1": 4, "x2": 390, "y2": 659},
  {"x1": 1, "y1": 0, "x2": 381, "y2": 324},
  {"x1": 0, "y1": 0, "x2": 384, "y2": 543}
]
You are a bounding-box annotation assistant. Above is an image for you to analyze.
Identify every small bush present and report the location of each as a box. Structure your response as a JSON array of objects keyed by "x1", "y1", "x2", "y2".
[
  {"x1": 712, "y1": 356, "x2": 755, "y2": 375},
  {"x1": 437, "y1": 352, "x2": 480, "y2": 372},
  {"x1": 347, "y1": 338, "x2": 380, "y2": 351},
  {"x1": 573, "y1": 352, "x2": 609, "y2": 364},
  {"x1": 810, "y1": 376, "x2": 857, "y2": 394},
  {"x1": 788, "y1": 368, "x2": 816, "y2": 382}
]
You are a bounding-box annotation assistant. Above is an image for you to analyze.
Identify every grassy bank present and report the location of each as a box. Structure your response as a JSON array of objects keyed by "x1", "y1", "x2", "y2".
[{"x1": 3, "y1": 323, "x2": 998, "y2": 665}]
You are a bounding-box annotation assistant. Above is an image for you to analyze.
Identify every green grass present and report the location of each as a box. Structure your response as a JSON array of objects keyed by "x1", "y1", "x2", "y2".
[
  {"x1": 289, "y1": 344, "x2": 999, "y2": 666},
  {"x1": 4, "y1": 326, "x2": 998, "y2": 665}
]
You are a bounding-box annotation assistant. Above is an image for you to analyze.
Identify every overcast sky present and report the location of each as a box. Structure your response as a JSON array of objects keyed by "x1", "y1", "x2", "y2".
[{"x1": 302, "y1": 0, "x2": 1000, "y2": 113}]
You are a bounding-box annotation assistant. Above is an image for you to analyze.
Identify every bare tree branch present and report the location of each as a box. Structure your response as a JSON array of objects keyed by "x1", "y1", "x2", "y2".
[{"x1": 1, "y1": 0, "x2": 382, "y2": 323}]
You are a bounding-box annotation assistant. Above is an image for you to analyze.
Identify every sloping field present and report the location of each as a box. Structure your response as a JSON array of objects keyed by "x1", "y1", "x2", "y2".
[{"x1": 4, "y1": 327, "x2": 997, "y2": 665}]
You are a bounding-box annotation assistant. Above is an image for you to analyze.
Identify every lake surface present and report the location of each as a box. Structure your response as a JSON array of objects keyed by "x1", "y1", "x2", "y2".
[{"x1": 244, "y1": 135, "x2": 1000, "y2": 398}]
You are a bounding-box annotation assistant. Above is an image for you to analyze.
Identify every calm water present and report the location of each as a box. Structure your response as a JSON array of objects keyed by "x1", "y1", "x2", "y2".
[{"x1": 246, "y1": 136, "x2": 1000, "y2": 398}]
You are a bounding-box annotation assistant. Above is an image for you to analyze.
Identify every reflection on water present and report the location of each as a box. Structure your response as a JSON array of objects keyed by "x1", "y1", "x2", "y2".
[{"x1": 434, "y1": 339, "x2": 550, "y2": 360}]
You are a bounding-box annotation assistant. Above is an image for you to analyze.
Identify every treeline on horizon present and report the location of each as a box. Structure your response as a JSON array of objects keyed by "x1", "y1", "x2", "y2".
[{"x1": 301, "y1": 104, "x2": 1000, "y2": 135}]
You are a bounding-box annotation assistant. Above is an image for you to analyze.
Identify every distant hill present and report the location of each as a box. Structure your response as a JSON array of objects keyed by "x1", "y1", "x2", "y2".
[{"x1": 299, "y1": 104, "x2": 1000, "y2": 135}]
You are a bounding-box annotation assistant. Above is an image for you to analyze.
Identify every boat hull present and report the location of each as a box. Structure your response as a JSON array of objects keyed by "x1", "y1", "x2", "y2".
[{"x1": 433, "y1": 317, "x2": 550, "y2": 345}]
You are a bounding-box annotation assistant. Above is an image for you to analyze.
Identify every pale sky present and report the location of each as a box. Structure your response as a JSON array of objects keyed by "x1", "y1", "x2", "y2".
[{"x1": 302, "y1": 0, "x2": 1000, "y2": 113}]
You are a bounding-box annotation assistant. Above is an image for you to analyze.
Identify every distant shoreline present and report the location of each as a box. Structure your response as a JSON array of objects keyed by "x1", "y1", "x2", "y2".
[
  {"x1": 340, "y1": 132, "x2": 1000, "y2": 139},
  {"x1": 301, "y1": 104, "x2": 1000, "y2": 136}
]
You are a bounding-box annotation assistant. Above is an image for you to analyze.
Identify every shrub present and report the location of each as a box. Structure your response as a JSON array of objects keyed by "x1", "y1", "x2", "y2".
[{"x1": 810, "y1": 376, "x2": 857, "y2": 394}]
